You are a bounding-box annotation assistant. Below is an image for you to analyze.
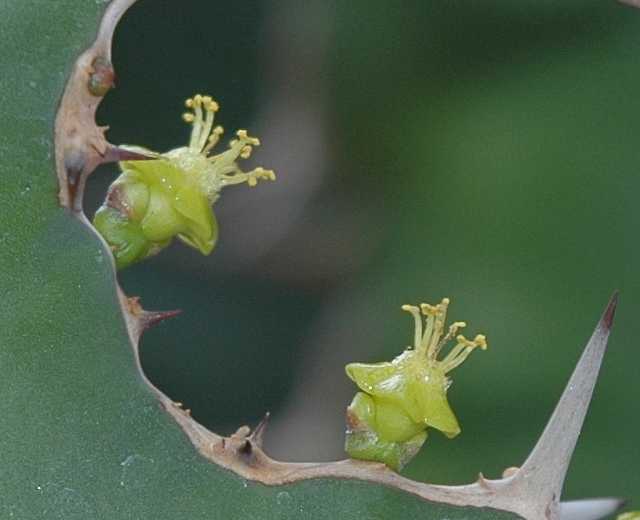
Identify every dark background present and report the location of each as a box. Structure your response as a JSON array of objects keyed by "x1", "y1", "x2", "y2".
[{"x1": 85, "y1": 0, "x2": 640, "y2": 512}]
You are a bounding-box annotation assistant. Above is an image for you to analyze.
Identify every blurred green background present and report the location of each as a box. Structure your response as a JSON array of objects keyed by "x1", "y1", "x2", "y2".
[{"x1": 84, "y1": 0, "x2": 640, "y2": 513}]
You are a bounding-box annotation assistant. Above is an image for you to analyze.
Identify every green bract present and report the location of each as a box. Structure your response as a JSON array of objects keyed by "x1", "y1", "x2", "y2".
[
  {"x1": 94, "y1": 94, "x2": 275, "y2": 269},
  {"x1": 619, "y1": 513, "x2": 640, "y2": 520},
  {"x1": 345, "y1": 298, "x2": 487, "y2": 471}
]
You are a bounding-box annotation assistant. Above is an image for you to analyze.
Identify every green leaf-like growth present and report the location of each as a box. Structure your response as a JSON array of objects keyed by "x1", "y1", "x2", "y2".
[
  {"x1": 94, "y1": 94, "x2": 275, "y2": 269},
  {"x1": 0, "y1": 1, "x2": 626, "y2": 519},
  {"x1": 345, "y1": 298, "x2": 486, "y2": 470}
]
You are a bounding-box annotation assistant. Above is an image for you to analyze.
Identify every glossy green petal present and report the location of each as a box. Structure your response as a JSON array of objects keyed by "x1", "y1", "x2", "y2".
[
  {"x1": 93, "y1": 206, "x2": 153, "y2": 270},
  {"x1": 345, "y1": 362, "x2": 402, "y2": 395},
  {"x1": 374, "y1": 398, "x2": 425, "y2": 442},
  {"x1": 140, "y1": 184, "x2": 183, "y2": 241},
  {"x1": 174, "y1": 184, "x2": 217, "y2": 254},
  {"x1": 345, "y1": 392, "x2": 427, "y2": 471},
  {"x1": 411, "y1": 377, "x2": 461, "y2": 438},
  {"x1": 347, "y1": 354, "x2": 459, "y2": 436},
  {"x1": 115, "y1": 172, "x2": 150, "y2": 221},
  {"x1": 124, "y1": 157, "x2": 186, "y2": 189},
  {"x1": 121, "y1": 159, "x2": 216, "y2": 251}
]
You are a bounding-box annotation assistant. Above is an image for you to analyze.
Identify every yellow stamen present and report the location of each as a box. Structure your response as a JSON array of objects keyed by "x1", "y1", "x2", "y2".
[
  {"x1": 433, "y1": 321, "x2": 467, "y2": 358},
  {"x1": 176, "y1": 93, "x2": 276, "y2": 197},
  {"x1": 203, "y1": 126, "x2": 224, "y2": 155},
  {"x1": 197, "y1": 102, "x2": 215, "y2": 152},
  {"x1": 403, "y1": 298, "x2": 486, "y2": 371},
  {"x1": 441, "y1": 334, "x2": 488, "y2": 372},
  {"x1": 402, "y1": 304, "x2": 423, "y2": 349}
]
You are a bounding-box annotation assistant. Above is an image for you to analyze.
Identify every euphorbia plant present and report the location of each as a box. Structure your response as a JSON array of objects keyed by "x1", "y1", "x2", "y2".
[{"x1": 0, "y1": 0, "x2": 633, "y2": 518}]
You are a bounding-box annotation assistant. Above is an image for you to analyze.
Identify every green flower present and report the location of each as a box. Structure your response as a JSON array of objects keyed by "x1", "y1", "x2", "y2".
[
  {"x1": 345, "y1": 298, "x2": 487, "y2": 471},
  {"x1": 94, "y1": 94, "x2": 275, "y2": 269}
]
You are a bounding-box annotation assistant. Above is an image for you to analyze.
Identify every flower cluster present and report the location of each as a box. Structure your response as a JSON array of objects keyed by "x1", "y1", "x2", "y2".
[
  {"x1": 345, "y1": 298, "x2": 487, "y2": 471},
  {"x1": 94, "y1": 94, "x2": 275, "y2": 269}
]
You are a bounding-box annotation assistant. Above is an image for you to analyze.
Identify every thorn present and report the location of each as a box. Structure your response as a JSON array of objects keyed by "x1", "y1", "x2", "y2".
[
  {"x1": 509, "y1": 295, "x2": 616, "y2": 518},
  {"x1": 249, "y1": 412, "x2": 271, "y2": 448},
  {"x1": 602, "y1": 291, "x2": 619, "y2": 331},
  {"x1": 558, "y1": 498, "x2": 626, "y2": 520},
  {"x1": 101, "y1": 145, "x2": 157, "y2": 164},
  {"x1": 476, "y1": 473, "x2": 491, "y2": 490},
  {"x1": 125, "y1": 296, "x2": 181, "y2": 335},
  {"x1": 139, "y1": 309, "x2": 182, "y2": 332}
]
